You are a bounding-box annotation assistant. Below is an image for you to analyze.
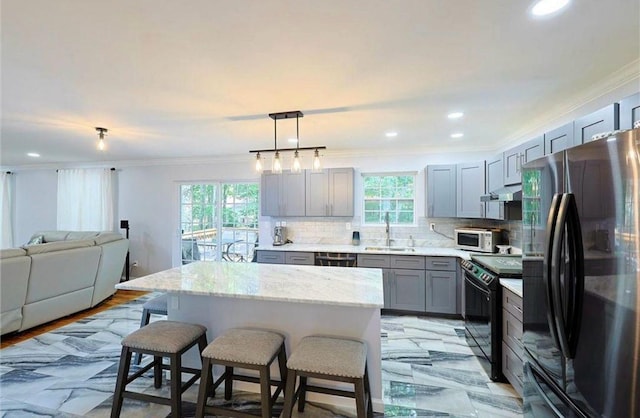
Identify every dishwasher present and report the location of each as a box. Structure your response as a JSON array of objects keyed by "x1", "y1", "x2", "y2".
[{"x1": 314, "y1": 252, "x2": 357, "y2": 267}]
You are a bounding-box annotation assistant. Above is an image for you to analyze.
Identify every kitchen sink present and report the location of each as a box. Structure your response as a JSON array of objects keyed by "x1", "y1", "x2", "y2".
[{"x1": 364, "y1": 246, "x2": 416, "y2": 252}]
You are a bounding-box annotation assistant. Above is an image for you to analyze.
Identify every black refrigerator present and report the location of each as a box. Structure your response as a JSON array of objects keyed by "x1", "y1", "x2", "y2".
[{"x1": 521, "y1": 128, "x2": 640, "y2": 417}]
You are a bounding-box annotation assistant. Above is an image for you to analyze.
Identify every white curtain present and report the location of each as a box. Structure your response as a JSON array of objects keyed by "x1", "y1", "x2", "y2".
[
  {"x1": 57, "y1": 168, "x2": 114, "y2": 231},
  {"x1": 0, "y1": 172, "x2": 13, "y2": 248}
]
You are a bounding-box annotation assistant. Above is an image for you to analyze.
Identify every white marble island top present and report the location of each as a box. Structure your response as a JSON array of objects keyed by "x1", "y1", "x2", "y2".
[{"x1": 116, "y1": 261, "x2": 384, "y2": 308}]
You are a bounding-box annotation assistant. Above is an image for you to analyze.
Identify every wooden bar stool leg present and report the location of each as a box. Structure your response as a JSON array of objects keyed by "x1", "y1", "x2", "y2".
[
  {"x1": 170, "y1": 353, "x2": 182, "y2": 418},
  {"x1": 297, "y1": 376, "x2": 308, "y2": 412},
  {"x1": 260, "y1": 365, "x2": 272, "y2": 418},
  {"x1": 153, "y1": 356, "x2": 163, "y2": 388},
  {"x1": 354, "y1": 377, "x2": 367, "y2": 418},
  {"x1": 134, "y1": 309, "x2": 151, "y2": 365},
  {"x1": 195, "y1": 357, "x2": 212, "y2": 418},
  {"x1": 197, "y1": 335, "x2": 214, "y2": 395},
  {"x1": 364, "y1": 364, "x2": 373, "y2": 418},
  {"x1": 224, "y1": 366, "x2": 234, "y2": 400},
  {"x1": 111, "y1": 347, "x2": 132, "y2": 418},
  {"x1": 282, "y1": 368, "x2": 297, "y2": 418},
  {"x1": 277, "y1": 343, "x2": 287, "y2": 390}
]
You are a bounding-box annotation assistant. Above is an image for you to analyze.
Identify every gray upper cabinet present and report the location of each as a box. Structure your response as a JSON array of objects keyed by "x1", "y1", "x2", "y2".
[
  {"x1": 485, "y1": 155, "x2": 503, "y2": 220},
  {"x1": 619, "y1": 93, "x2": 640, "y2": 130},
  {"x1": 426, "y1": 165, "x2": 456, "y2": 218},
  {"x1": 260, "y1": 170, "x2": 306, "y2": 217},
  {"x1": 544, "y1": 122, "x2": 575, "y2": 155},
  {"x1": 574, "y1": 103, "x2": 619, "y2": 145},
  {"x1": 456, "y1": 162, "x2": 485, "y2": 218},
  {"x1": 328, "y1": 168, "x2": 354, "y2": 216},
  {"x1": 306, "y1": 168, "x2": 354, "y2": 217},
  {"x1": 504, "y1": 136, "x2": 543, "y2": 185}
]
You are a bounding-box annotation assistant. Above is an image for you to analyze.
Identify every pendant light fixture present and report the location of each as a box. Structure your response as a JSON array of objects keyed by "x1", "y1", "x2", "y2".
[
  {"x1": 95, "y1": 127, "x2": 108, "y2": 151},
  {"x1": 250, "y1": 111, "x2": 326, "y2": 174}
]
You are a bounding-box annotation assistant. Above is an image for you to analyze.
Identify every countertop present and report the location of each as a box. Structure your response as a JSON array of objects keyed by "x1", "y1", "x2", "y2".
[
  {"x1": 256, "y1": 243, "x2": 473, "y2": 259},
  {"x1": 116, "y1": 261, "x2": 384, "y2": 308},
  {"x1": 500, "y1": 278, "x2": 523, "y2": 297}
]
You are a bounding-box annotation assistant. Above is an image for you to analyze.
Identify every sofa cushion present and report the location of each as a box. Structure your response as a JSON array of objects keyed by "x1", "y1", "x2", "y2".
[
  {"x1": 66, "y1": 231, "x2": 100, "y2": 241},
  {"x1": 24, "y1": 239, "x2": 95, "y2": 255},
  {"x1": 94, "y1": 232, "x2": 123, "y2": 245},
  {"x1": 0, "y1": 248, "x2": 27, "y2": 259}
]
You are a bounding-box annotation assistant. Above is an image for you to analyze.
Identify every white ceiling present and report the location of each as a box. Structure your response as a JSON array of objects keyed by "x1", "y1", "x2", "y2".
[{"x1": 2, "y1": 0, "x2": 639, "y2": 167}]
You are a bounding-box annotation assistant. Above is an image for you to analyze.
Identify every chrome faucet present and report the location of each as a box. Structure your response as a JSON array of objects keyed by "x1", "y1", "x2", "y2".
[{"x1": 385, "y1": 211, "x2": 391, "y2": 247}]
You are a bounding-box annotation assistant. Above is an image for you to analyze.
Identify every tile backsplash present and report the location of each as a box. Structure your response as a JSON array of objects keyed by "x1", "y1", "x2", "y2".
[{"x1": 262, "y1": 216, "x2": 523, "y2": 249}]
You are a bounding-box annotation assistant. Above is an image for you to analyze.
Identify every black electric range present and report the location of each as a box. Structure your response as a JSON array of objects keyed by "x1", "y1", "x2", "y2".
[{"x1": 460, "y1": 254, "x2": 522, "y2": 381}]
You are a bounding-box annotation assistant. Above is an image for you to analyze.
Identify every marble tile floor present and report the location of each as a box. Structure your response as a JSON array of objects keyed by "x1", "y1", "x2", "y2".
[{"x1": 0, "y1": 294, "x2": 523, "y2": 417}]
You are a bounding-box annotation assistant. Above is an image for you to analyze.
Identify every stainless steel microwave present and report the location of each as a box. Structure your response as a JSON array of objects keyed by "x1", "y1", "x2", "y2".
[{"x1": 454, "y1": 228, "x2": 502, "y2": 253}]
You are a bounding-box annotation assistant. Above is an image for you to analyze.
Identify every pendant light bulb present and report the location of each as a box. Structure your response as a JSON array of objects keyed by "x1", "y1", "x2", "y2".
[
  {"x1": 313, "y1": 149, "x2": 322, "y2": 172},
  {"x1": 255, "y1": 152, "x2": 263, "y2": 172},
  {"x1": 95, "y1": 127, "x2": 108, "y2": 151},
  {"x1": 98, "y1": 137, "x2": 105, "y2": 151},
  {"x1": 273, "y1": 151, "x2": 282, "y2": 174},
  {"x1": 292, "y1": 150, "x2": 301, "y2": 173}
]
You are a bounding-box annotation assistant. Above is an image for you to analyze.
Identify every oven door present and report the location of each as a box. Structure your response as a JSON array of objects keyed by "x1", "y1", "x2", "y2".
[{"x1": 464, "y1": 272, "x2": 492, "y2": 361}]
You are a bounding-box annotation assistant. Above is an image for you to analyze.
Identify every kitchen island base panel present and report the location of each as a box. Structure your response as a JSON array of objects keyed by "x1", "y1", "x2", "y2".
[{"x1": 169, "y1": 293, "x2": 384, "y2": 413}]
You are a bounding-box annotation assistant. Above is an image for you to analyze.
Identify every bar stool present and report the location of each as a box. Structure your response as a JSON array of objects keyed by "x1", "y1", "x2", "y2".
[
  {"x1": 195, "y1": 328, "x2": 288, "y2": 418},
  {"x1": 111, "y1": 320, "x2": 209, "y2": 418},
  {"x1": 282, "y1": 336, "x2": 373, "y2": 418},
  {"x1": 134, "y1": 294, "x2": 168, "y2": 365}
]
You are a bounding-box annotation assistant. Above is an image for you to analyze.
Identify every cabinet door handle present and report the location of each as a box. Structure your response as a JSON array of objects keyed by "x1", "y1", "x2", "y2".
[
  {"x1": 431, "y1": 261, "x2": 449, "y2": 266},
  {"x1": 480, "y1": 203, "x2": 484, "y2": 217},
  {"x1": 429, "y1": 205, "x2": 433, "y2": 217},
  {"x1": 516, "y1": 153, "x2": 522, "y2": 173}
]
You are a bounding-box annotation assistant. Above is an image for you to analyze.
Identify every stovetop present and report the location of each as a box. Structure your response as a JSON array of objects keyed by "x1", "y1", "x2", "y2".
[{"x1": 471, "y1": 254, "x2": 523, "y2": 276}]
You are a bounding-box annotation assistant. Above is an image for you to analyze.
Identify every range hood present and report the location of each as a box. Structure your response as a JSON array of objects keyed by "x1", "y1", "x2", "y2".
[{"x1": 481, "y1": 185, "x2": 522, "y2": 202}]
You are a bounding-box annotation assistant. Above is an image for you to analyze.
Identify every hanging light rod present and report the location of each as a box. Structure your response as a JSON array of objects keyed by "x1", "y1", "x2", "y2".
[{"x1": 248, "y1": 110, "x2": 326, "y2": 153}]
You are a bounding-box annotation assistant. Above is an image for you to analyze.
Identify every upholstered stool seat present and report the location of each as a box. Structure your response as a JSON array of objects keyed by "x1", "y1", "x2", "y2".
[
  {"x1": 195, "y1": 328, "x2": 288, "y2": 418},
  {"x1": 282, "y1": 336, "x2": 373, "y2": 418},
  {"x1": 134, "y1": 294, "x2": 168, "y2": 365},
  {"x1": 111, "y1": 320, "x2": 209, "y2": 418}
]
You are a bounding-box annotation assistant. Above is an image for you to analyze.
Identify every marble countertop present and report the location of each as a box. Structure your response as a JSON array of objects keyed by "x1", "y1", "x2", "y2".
[
  {"x1": 257, "y1": 243, "x2": 473, "y2": 259},
  {"x1": 116, "y1": 261, "x2": 384, "y2": 308},
  {"x1": 500, "y1": 278, "x2": 523, "y2": 297}
]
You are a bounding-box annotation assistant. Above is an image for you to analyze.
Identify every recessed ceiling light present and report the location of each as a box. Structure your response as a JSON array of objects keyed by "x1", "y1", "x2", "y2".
[
  {"x1": 450, "y1": 133, "x2": 464, "y2": 139},
  {"x1": 447, "y1": 112, "x2": 464, "y2": 119},
  {"x1": 27, "y1": 152, "x2": 40, "y2": 157},
  {"x1": 288, "y1": 138, "x2": 298, "y2": 144},
  {"x1": 531, "y1": 0, "x2": 570, "y2": 16},
  {"x1": 385, "y1": 132, "x2": 398, "y2": 138}
]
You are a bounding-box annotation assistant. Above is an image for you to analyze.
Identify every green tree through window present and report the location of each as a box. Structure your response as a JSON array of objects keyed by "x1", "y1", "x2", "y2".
[{"x1": 363, "y1": 174, "x2": 415, "y2": 224}]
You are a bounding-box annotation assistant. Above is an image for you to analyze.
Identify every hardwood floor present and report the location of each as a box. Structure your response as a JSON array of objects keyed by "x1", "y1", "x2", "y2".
[{"x1": 0, "y1": 290, "x2": 147, "y2": 349}]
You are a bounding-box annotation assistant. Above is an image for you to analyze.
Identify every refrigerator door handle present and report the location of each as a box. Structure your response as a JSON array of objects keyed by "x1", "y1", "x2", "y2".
[
  {"x1": 550, "y1": 194, "x2": 574, "y2": 359},
  {"x1": 566, "y1": 193, "x2": 585, "y2": 357},
  {"x1": 544, "y1": 193, "x2": 563, "y2": 350}
]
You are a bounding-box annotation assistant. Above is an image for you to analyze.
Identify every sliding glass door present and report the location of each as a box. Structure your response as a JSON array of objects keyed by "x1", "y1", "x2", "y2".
[{"x1": 180, "y1": 182, "x2": 258, "y2": 265}]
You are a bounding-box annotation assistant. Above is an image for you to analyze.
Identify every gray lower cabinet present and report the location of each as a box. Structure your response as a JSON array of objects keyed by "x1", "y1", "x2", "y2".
[
  {"x1": 388, "y1": 269, "x2": 426, "y2": 311},
  {"x1": 425, "y1": 164, "x2": 457, "y2": 218},
  {"x1": 502, "y1": 287, "x2": 523, "y2": 396},
  {"x1": 256, "y1": 250, "x2": 314, "y2": 265},
  {"x1": 425, "y1": 270, "x2": 457, "y2": 314},
  {"x1": 256, "y1": 250, "x2": 285, "y2": 264}
]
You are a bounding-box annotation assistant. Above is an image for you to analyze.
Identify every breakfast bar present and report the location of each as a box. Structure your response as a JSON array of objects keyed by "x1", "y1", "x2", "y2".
[{"x1": 116, "y1": 261, "x2": 385, "y2": 411}]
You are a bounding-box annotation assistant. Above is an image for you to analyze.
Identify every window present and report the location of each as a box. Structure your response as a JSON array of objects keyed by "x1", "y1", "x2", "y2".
[
  {"x1": 180, "y1": 182, "x2": 259, "y2": 264},
  {"x1": 363, "y1": 174, "x2": 415, "y2": 224},
  {"x1": 57, "y1": 168, "x2": 114, "y2": 231}
]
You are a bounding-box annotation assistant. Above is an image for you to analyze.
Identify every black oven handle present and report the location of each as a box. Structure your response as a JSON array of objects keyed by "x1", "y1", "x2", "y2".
[{"x1": 464, "y1": 274, "x2": 490, "y2": 297}]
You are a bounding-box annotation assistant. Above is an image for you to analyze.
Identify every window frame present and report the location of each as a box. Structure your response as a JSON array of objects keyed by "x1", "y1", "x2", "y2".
[{"x1": 361, "y1": 171, "x2": 417, "y2": 226}]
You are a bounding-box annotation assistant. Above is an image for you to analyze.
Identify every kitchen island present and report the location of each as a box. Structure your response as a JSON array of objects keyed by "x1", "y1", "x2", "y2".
[{"x1": 116, "y1": 261, "x2": 385, "y2": 411}]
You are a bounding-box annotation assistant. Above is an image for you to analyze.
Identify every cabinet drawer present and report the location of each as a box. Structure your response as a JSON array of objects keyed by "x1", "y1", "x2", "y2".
[
  {"x1": 502, "y1": 309, "x2": 523, "y2": 358},
  {"x1": 502, "y1": 288, "x2": 523, "y2": 322},
  {"x1": 357, "y1": 254, "x2": 390, "y2": 268},
  {"x1": 502, "y1": 342, "x2": 524, "y2": 397},
  {"x1": 256, "y1": 251, "x2": 285, "y2": 264},
  {"x1": 425, "y1": 257, "x2": 456, "y2": 271},
  {"x1": 285, "y1": 252, "x2": 315, "y2": 265},
  {"x1": 390, "y1": 255, "x2": 425, "y2": 270}
]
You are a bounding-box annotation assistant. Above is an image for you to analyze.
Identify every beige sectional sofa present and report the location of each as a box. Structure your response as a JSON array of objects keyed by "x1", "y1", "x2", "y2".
[{"x1": 0, "y1": 231, "x2": 129, "y2": 335}]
